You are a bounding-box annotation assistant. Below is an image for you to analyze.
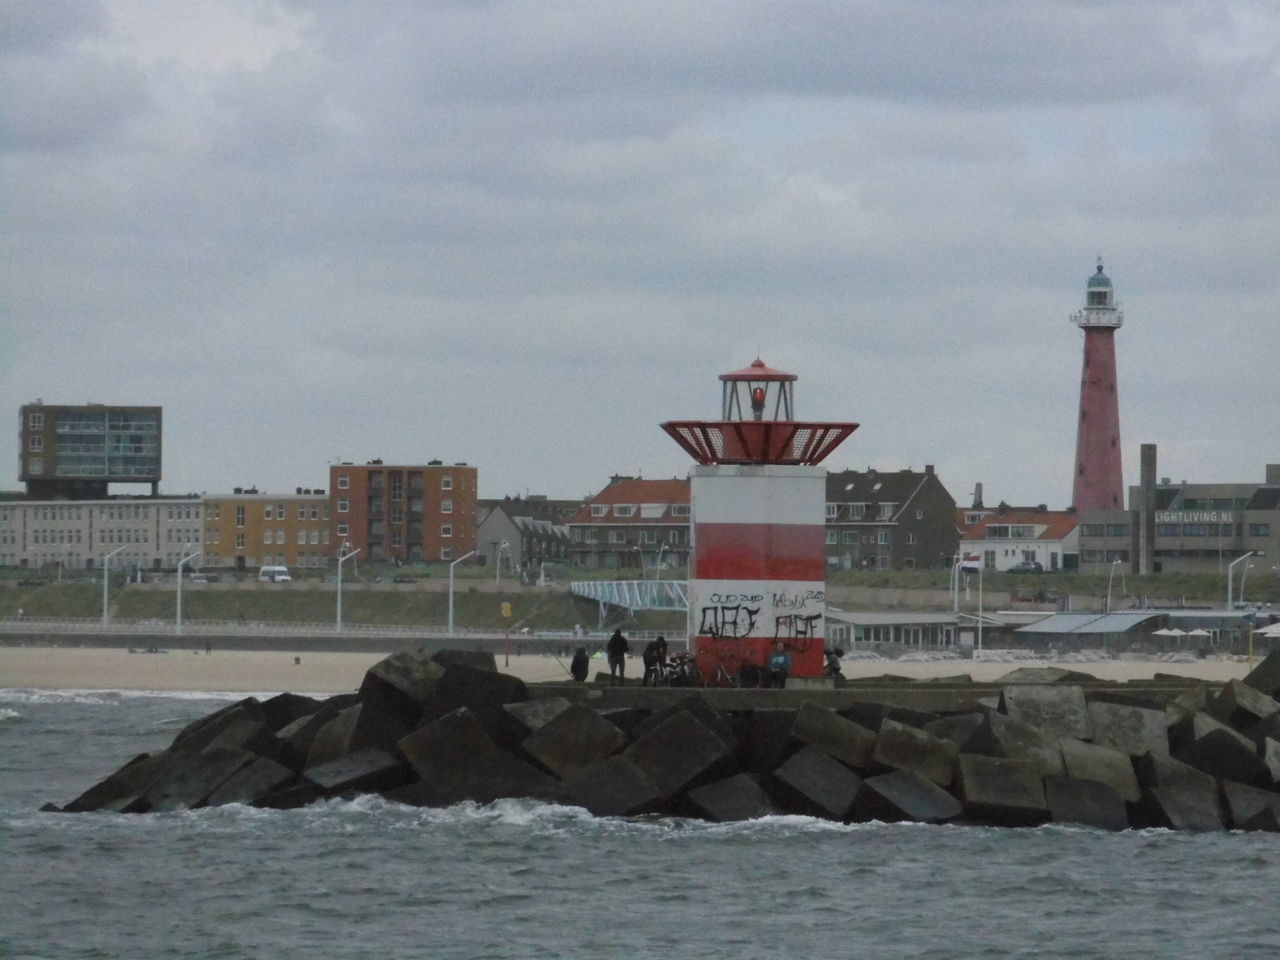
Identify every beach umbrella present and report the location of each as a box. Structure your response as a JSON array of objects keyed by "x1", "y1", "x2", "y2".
[
  {"x1": 1151, "y1": 628, "x2": 1186, "y2": 637},
  {"x1": 1255, "y1": 622, "x2": 1280, "y2": 638},
  {"x1": 1183, "y1": 629, "x2": 1211, "y2": 638}
]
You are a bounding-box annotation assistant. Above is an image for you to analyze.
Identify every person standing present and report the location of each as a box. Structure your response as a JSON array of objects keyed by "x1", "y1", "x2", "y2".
[
  {"x1": 570, "y1": 647, "x2": 589, "y2": 682},
  {"x1": 606, "y1": 629, "x2": 629, "y2": 686},
  {"x1": 767, "y1": 641, "x2": 791, "y2": 689}
]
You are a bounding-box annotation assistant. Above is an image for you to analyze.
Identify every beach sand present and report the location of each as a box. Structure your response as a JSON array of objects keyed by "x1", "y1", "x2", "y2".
[{"x1": 0, "y1": 645, "x2": 1256, "y2": 694}]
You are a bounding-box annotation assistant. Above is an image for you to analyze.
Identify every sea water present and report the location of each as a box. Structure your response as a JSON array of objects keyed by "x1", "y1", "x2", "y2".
[{"x1": 3, "y1": 689, "x2": 1280, "y2": 960}]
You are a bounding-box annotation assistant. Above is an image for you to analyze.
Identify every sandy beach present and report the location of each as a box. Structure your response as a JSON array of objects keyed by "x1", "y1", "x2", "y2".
[{"x1": 0, "y1": 644, "x2": 1255, "y2": 694}]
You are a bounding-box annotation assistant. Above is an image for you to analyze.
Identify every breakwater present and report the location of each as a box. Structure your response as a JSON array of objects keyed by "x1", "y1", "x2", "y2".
[{"x1": 51, "y1": 649, "x2": 1280, "y2": 830}]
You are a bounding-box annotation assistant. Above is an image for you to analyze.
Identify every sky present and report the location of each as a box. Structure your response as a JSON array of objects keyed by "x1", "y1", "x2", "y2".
[{"x1": 3, "y1": 0, "x2": 1277, "y2": 508}]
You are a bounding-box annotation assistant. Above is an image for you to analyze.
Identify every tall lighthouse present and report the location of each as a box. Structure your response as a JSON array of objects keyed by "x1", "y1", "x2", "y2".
[{"x1": 1070, "y1": 259, "x2": 1125, "y2": 512}]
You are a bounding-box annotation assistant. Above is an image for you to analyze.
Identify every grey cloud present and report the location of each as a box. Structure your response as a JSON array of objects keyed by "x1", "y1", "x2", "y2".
[{"x1": 0, "y1": 0, "x2": 108, "y2": 54}]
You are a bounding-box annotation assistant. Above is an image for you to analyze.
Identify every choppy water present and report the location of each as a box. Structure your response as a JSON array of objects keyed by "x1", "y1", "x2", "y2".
[{"x1": 3, "y1": 690, "x2": 1280, "y2": 960}]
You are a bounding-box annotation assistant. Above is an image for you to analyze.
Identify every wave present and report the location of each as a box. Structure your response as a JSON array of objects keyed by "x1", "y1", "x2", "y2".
[
  {"x1": 0, "y1": 688, "x2": 330, "y2": 705},
  {"x1": 0, "y1": 707, "x2": 23, "y2": 721}
]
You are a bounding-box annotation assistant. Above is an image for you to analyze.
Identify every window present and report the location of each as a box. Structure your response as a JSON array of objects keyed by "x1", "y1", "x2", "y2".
[
  {"x1": 877, "y1": 530, "x2": 890, "y2": 545},
  {"x1": 263, "y1": 530, "x2": 272, "y2": 544},
  {"x1": 851, "y1": 504, "x2": 867, "y2": 519},
  {"x1": 309, "y1": 506, "x2": 318, "y2": 519},
  {"x1": 441, "y1": 499, "x2": 453, "y2": 514},
  {"x1": 298, "y1": 505, "x2": 306, "y2": 520},
  {"x1": 28, "y1": 412, "x2": 43, "y2": 430},
  {"x1": 441, "y1": 524, "x2": 453, "y2": 538},
  {"x1": 906, "y1": 533, "x2": 918, "y2": 545},
  {"x1": 310, "y1": 529, "x2": 319, "y2": 545},
  {"x1": 322, "y1": 504, "x2": 331, "y2": 520},
  {"x1": 276, "y1": 529, "x2": 285, "y2": 544},
  {"x1": 879, "y1": 503, "x2": 896, "y2": 519},
  {"x1": 28, "y1": 457, "x2": 43, "y2": 474},
  {"x1": 825, "y1": 530, "x2": 838, "y2": 545},
  {"x1": 390, "y1": 476, "x2": 403, "y2": 501},
  {"x1": 826, "y1": 504, "x2": 838, "y2": 519},
  {"x1": 390, "y1": 507, "x2": 403, "y2": 524},
  {"x1": 391, "y1": 531, "x2": 402, "y2": 547},
  {"x1": 614, "y1": 505, "x2": 635, "y2": 518},
  {"x1": 337, "y1": 475, "x2": 349, "y2": 490},
  {"x1": 322, "y1": 529, "x2": 330, "y2": 544},
  {"x1": 441, "y1": 547, "x2": 453, "y2": 560},
  {"x1": 442, "y1": 476, "x2": 453, "y2": 491},
  {"x1": 1010, "y1": 525, "x2": 1035, "y2": 539},
  {"x1": 337, "y1": 523, "x2": 348, "y2": 537},
  {"x1": 337, "y1": 498, "x2": 349, "y2": 513},
  {"x1": 236, "y1": 533, "x2": 245, "y2": 549},
  {"x1": 235, "y1": 506, "x2": 245, "y2": 527},
  {"x1": 1249, "y1": 524, "x2": 1271, "y2": 537},
  {"x1": 591, "y1": 505, "x2": 607, "y2": 518},
  {"x1": 1106, "y1": 524, "x2": 1128, "y2": 537},
  {"x1": 670, "y1": 504, "x2": 690, "y2": 517},
  {"x1": 843, "y1": 531, "x2": 856, "y2": 543},
  {"x1": 29, "y1": 435, "x2": 43, "y2": 452},
  {"x1": 297, "y1": 530, "x2": 307, "y2": 545}
]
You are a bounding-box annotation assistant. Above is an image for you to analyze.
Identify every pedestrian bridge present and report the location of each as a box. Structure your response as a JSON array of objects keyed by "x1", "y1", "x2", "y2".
[{"x1": 569, "y1": 579, "x2": 689, "y2": 618}]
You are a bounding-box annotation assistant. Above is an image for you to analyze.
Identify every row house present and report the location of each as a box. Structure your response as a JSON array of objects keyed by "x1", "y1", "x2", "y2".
[
  {"x1": 330, "y1": 460, "x2": 477, "y2": 563},
  {"x1": 566, "y1": 476, "x2": 690, "y2": 571},
  {"x1": 475, "y1": 496, "x2": 581, "y2": 573},
  {"x1": 202, "y1": 488, "x2": 333, "y2": 571},
  {"x1": 0, "y1": 496, "x2": 203, "y2": 572},
  {"x1": 824, "y1": 466, "x2": 958, "y2": 570},
  {"x1": 961, "y1": 507, "x2": 1079, "y2": 572}
]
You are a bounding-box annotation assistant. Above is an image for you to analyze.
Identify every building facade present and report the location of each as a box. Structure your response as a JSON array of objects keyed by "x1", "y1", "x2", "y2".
[
  {"x1": 961, "y1": 508, "x2": 1079, "y2": 572},
  {"x1": 824, "y1": 466, "x2": 958, "y2": 570},
  {"x1": 0, "y1": 497, "x2": 202, "y2": 572},
  {"x1": 19, "y1": 403, "x2": 162, "y2": 499},
  {"x1": 329, "y1": 460, "x2": 477, "y2": 563},
  {"x1": 475, "y1": 496, "x2": 579, "y2": 573},
  {"x1": 202, "y1": 488, "x2": 332, "y2": 570},
  {"x1": 1077, "y1": 463, "x2": 1280, "y2": 575},
  {"x1": 566, "y1": 476, "x2": 691, "y2": 570}
]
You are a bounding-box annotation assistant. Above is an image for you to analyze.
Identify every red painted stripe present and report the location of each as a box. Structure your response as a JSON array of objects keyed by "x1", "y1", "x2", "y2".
[{"x1": 694, "y1": 523, "x2": 827, "y2": 580}]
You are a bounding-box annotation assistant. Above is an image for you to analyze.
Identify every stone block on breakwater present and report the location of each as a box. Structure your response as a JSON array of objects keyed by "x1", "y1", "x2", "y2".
[
  {"x1": 522, "y1": 704, "x2": 628, "y2": 779},
  {"x1": 1132, "y1": 751, "x2": 1223, "y2": 832},
  {"x1": 956, "y1": 754, "x2": 1047, "y2": 826},
  {"x1": 624, "y1": 710, "x2": 737, "y2": 799},
  {"x1": 1211, "y1": 679, "x2": 1280, "y2": 731},
  {"x1": 503, "y1": 697, "x2": 573, "y2": 736},
  {"x1": 872, "y1": 718, "x2": 957, "y2": 786},
  {"x1": 790, "y1": 702, "x2": 875, "y2": 771},
  {"x1": 852, "y1": 770, "x2": 961, "y2": 824},
  {"x1": 1175, "y1": 728, "x2": 1270, "y2": 787},
  {"x1": 145, "y1": 747, "x2": 257, "y2": 812},
  {"x1": 961, "y1": 712, "x2": 1064, "y2": 778},
  {"x1": 1086, "y1": 701, "x2": 1169, "y2": 758},
  {"x1": 732, "y1": 709, "x2": 797, "y2": 775},
  {"x1": 1221, "y1": 780, "x2": 1280, "y2": 830},
  {"x1": 684, "y1": 774, "x2": 776, "y2": 822},
  {"x1": 206, "y1": 756, "x2": 297, "y2": 807},
  {"x1": 558, "y1": 756, "x2": 663, "y2": 817},
  {"x1": 1043, "y1": 775, "x2": 1128, "y2": 831},
  {"x1": 304, "y1": 747, "x2": 411, "y2": 796},
  {"x1": 305, "y1": 703, "x2": 406, "y2": 770},
  {"x1": 1059, "y1": 738, "x2": 1140, "y2": 804},
  {"x1": 1000, "y1": 685, "x2": 1092, "y2": 742},
  {"x1": 1241, "y1": 650, "x2": 1280, "y2": 700},
  {"x1": 358, "y1": 651, "x2": 446, "y2": 728},
  {"x1": 923, "y1": 713, "x2": 986, "y2": 747},
  {"x1": 769, "y1": 746, "x2": 861, "y2": 820}
]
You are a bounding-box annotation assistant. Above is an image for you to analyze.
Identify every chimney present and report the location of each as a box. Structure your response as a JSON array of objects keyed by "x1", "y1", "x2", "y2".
[
  {"x1": 1267, "y1": 464, "x2": 1280, "y2": 485},
  {"x1": 1135, "y1": 443, "x2": 1157, "y2": 575},
  {"x1": 972, "y1": 483, "x2": 984, "y2": 509}
]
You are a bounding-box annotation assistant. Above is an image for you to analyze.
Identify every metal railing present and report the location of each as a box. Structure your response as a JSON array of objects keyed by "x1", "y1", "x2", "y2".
[{"x1": 569, "y1": 579, "x2": 689, "y2": 613}]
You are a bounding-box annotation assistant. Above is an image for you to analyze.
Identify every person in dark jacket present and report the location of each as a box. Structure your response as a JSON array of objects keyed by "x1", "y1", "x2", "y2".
[
  {"x1": 606, "y1": 629, "x2": 629, "y2": 686},
  {"x1": 570, "y1": 647, "x2": 589, "y2": 682},
  {"x1": 641, "y1": 635, "x2": 668, "y2": 686}
]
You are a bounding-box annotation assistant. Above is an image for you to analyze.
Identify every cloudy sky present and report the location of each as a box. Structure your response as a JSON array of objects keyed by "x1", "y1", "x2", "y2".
[{"x1": 3, "y1": 0, "x2": 1277, "y2": 508}]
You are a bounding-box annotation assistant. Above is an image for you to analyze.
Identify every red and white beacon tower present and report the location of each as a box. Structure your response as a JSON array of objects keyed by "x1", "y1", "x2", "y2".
[
  {"x1": 1071, "y1": 259, "x2": 1125, "y2": 512},
  {"x1": 662, "y1": 359, "x2": 859, "y2": 681}
]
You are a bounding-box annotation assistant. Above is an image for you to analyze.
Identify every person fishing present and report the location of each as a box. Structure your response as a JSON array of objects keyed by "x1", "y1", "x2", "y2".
[
  {"x1": 606, "y1": 629, "x2": 629, "y2": 686},
  {"x1": 569, "y1": 647, "x2": 589, "y2": 682}
]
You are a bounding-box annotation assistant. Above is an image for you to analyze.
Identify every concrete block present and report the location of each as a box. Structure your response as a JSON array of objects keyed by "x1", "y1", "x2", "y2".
[
  {"x1": 769, "y1": 746, "x2": 862, "y2": 820},
  {"x1": 961, "y1": 712, "x2": 1064, "y2": 777},
  {"x1": 1238, "y1": 807, "x2": 1280, "y2": 832},
  {"x1": 624, "y1": 710, "x2": 738, "y2": 798},
  {"x1": 1001, "y1": 685, "x2": 1092, "y2": 741},
  {"x1": 62, "y1": 753, "x2": 165, "y2": 813},
  {"x1": 503, "y1": 697, "x2": 573, "y2": 736},
  {"x1": 397, "y1": 707, "x2": 557, "y2": 806},
  {"x1": 359, "y1": 651, "x2": 447, "y2": 728},
  {"x1": 170, "y1": 697, "x2": 264, "y2": 749},
  {"x1": 1168, "y1": 710, "x2": 1251, "y2": 754},
  {"x1": 596, "y1": 707, "x2": 651, "y2": 739},
  {"x1": 872, "y1": 719, "x2": 958, "y2": 786},
  {"x1": 1243, "y1": 712, "x2": 1280, "y2": 751},
  {"x1": 1175, "y1": 729, "x2": 1270, "y2": 787},
  {"x1": 1044, "y1": 775, "x2": 1129, "y2": 831},
  {"x1": 923, "y1": 713, "x2": 986, "y2": 747},
  {"x1": 632, "y1": 695, "x2": 736, "y2": 750},
  {"x1": 1241, "y1": 650, "x2": 1280, "y2": 699},
  {"x1": 1264, "y1": 738, "x2": 1280, "y2": 785},
  {"x1": 205, "y1": 756, "x2": 297, "y2": 807},
  {"x1": 557, "y1": 756, "x2": 664, "y2": 817},
  {"x1": 843, "y1": 703, "x2": 888, "y2": 733},
  {"x1": 1221, "y1": 780, "x2": 1280, "y2": 829},
  {"x1": 995, "y1": 667, "x2": 1098, "y2": 685},
  {"x1": 790, "y1": 702, "x2": 876, "y2": 771},
  {"x1": 1132, "y1": 751, "x2": 1223, "y2": 831},
  {"x1": 305, "y1": 703, "x2": 406, "y2": 770},
  {"x1": 684, "y1": 774, "x2": 776, "y2": 822},
  {"x1": 145, "y1": 748, "x2": 257, "y2": 811},
  {"x1": 1165, "y1": 687, "x2": 1207, "y2": 729},
  {"x1": 252, "y1": 781, "x2": 326, "y2": 810},
  {"x1": 303, "y1": 747, "x2": 411, "y2": 796},
  {"x1": 260, "y1": 693, "x2": 321, "y2": 733},
  {"x1": 884, "y1": 707, "x2": 943, "y2": 730},
  {"x1": 522, "y1": 703, "x2": 628, "y2": 779},
  {"x1": 1059, "y1": 738, "x2": 1140, "y2": 803},
  {"x1": 732, "y1": 709, "x2": 798, "y2": 775},
  {"x1": 202, "y1": 719, "x2": 280, "y2": 760},
  {"x1": 435, "y1": 663, "x2": 528, "y2": 713},
  {"x1": 853, "y1": 770, "x2": 962, "y2": 824},
  {"x1": 1211, "y1": 679, "x2": 1280, "y2": 731},
  {"x1": 1086, "y1": 701, "x2": 1169, "y2": 757},
  {"x1": 956, "y1": 754, "x2": 1048, "y2": 826},
  {"x1": 432, "y1": 649, "x2": 498, "y2": 672}
]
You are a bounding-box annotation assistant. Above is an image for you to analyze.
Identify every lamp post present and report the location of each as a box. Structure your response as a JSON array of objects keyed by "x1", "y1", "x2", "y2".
[
  {"x1": 176, "y1": 546, "x2": 202, "y2": 635},
  {"x1": 495, "y1": 540, "x2": 510, "y2": 587},
  {"x1": 336, "y1": 542, "x2": 361, "y2": 634},
  {"x1": 448, "y1": 550, "x2": 476, "y2": 636},
  {"x1": 101, "y1": 544, "x2": 128, "y2": 625},
  {"x1": 1106, "y1": 558, "x2": 1122, "y2": 613},
  {"x1": 654, "y1": 542, "x2": 667, "y2": 580},
  {"x1": 1226, "y1": 551, "x2": 1253, "y2": 611},
  {"x1": 1239, "y1": 561, "x2": 1255, "y2": 604}
]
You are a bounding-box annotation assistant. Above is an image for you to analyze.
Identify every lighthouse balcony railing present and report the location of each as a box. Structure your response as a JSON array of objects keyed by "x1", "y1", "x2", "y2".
[{"x1": 1070, "y1": 308, "x2": 1124, "y2": 329}]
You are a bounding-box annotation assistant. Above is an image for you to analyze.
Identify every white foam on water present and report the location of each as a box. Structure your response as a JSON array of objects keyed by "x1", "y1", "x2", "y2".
[
  {"x1": 0, "y1": 707, "x2": 23, "y2": 721},
  {"x1": 0, "y1": 687, "x2": 331, "y2": 705}
]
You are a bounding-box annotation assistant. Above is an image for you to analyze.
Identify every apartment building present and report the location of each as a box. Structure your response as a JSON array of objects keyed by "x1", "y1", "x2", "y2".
[
  {"x1": 566, "y1": 476, "x2": 691, "y2": 570},
  {"x1": 202, "y1": 488, "x2": 332, "y2": 570},
  {"x1": 19, "y1": 402, "x2": 162, "y2": 499},
  {"x1": 0, "y1": 497, "x2": 203, "y2": 571},
  {"x1": 824, "y1": 466, "x2": 958, "y2": 570},
  {"x1": 330, "y1": 460, "x2": 477, "y2": 563}
]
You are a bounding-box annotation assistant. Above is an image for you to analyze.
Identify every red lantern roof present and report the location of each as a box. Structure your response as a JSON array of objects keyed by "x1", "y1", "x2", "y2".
[{"x1": 718, "y1": 358, "x2": 796, "y2": 382}]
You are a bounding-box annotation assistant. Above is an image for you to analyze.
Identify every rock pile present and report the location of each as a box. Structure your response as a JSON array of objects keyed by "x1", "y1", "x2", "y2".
[{"x1": 51, "y1": 650, "x2": 1280, "y2": 831}]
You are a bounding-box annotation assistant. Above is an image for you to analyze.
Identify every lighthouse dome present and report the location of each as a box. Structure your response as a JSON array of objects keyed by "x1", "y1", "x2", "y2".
[{"x1": 1087, "y1": 262, "x2": 1111, "y2": 288}]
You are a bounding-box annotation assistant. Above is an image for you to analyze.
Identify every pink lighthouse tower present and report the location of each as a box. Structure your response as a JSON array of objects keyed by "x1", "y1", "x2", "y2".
[
  {"x1": 662, "y1": 359, "x2": 859, "y2": 682},
  {"x1": 1071, "y1": 259, "x2": 1125, "y2": 511}
]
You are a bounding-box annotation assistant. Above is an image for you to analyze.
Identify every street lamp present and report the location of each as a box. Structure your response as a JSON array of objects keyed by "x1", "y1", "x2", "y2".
[
  {"x1": 1106, "y1": 558, "x2": 1123, "y2": 613},
  {"x1": 1227, "y1": 551, "x2": 1254, "y2": 610},
  {"x1": 101, "y1": 544, "x2": 128, "y2": 625},
  {"x1": 336, "y1": 542, "x2": 361, "y2": 633},
  {"x1": 448, "y1": 550, "x2": 476, "y2": 635},
  {"x1": 495, "y1": 540, "x2": 510, "y2": 587},
  {"x1": 654, "y1": 542, "x2": 667, "y2": 580},
  {"x1": 1239, "y1": 561, "x2": 1255, "y2": 604},
  {"x1": 176, "y1": 546, "x2": 202, "y2": 635}
]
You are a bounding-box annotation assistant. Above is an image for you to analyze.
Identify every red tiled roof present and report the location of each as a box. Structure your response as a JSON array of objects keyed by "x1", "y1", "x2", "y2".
[
  {"x1": 962, "y1": 511, "x2": 1078, "y2": 542},
  {"x1": 568, "y1": 478, "x2": 690, "y2": 525}
]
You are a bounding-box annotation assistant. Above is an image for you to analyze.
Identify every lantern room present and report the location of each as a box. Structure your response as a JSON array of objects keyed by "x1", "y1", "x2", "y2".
[{"x1": 721, "y1": 358, "x2": 795, "y2": 421}]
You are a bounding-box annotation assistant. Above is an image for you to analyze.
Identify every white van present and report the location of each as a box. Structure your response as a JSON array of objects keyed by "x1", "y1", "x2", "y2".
[{"x1": 258, "y1": 565, "x2": 292, "y2": 583}]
